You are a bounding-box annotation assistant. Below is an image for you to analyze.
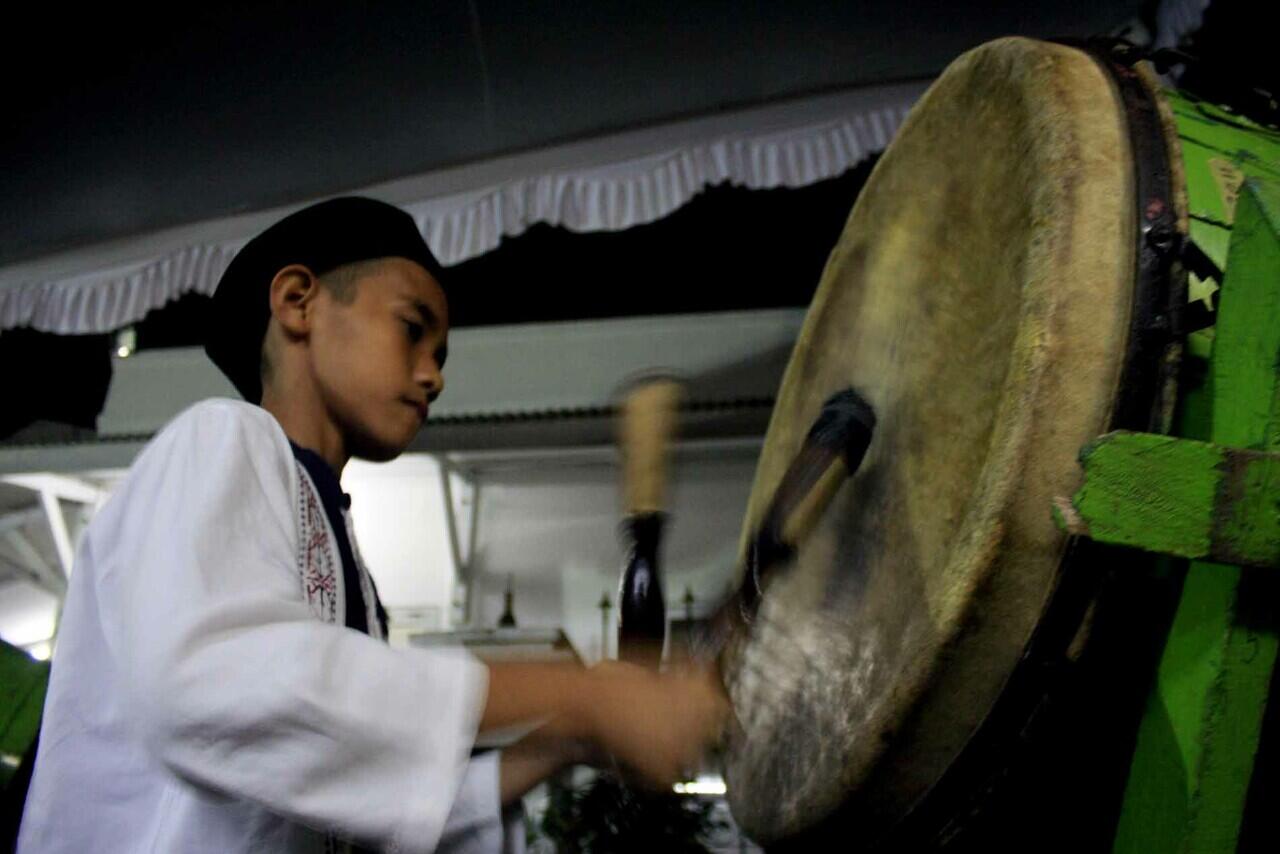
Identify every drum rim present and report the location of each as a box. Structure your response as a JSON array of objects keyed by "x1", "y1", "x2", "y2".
[
  {"x1": 726, "y1": 35, "x2": 1142, "y2": 839},
  {"x1": 901, "y1": 42, "x2": 1186, "y2": 849},
  {"x1": 768, "y1": 41, "x2": 1189, "y2": 852}
]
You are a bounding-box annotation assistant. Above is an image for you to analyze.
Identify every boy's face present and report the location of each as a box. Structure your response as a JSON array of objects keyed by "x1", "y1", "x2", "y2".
[{"x1": 308, "y1": 257, "x2": 449, "y2": 461}]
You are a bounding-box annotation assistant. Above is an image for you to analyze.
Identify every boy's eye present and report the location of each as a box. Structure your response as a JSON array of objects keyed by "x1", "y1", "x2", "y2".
[{"x1": 403, "y1": 319, "x2": 424, "y2": 342}]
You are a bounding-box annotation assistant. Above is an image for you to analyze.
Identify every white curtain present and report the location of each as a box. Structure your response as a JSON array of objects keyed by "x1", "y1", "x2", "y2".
[{"x1": 0, "y1": 81, "x2": 924, "y2": 336}]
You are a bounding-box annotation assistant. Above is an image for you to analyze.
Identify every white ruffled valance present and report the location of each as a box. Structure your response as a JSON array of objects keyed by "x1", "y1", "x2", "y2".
[{"x1": 0, "y1": 81, "x2": 925, "y2": 335}]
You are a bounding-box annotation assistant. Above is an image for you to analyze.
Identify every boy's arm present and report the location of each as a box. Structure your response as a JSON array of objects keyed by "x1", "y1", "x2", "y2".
[
  {"x1": 107, "y1": 403, "x2": 491, "y2": 854},
  {"x1": 497, "y1": 737, "x2": 589, "y2": 805},
  {"x1": 106, "y1": 402, "x2": 725, "y2": 851},
  {"x1": 483, "y1": 660, "x2": 727, "y2": 791}
]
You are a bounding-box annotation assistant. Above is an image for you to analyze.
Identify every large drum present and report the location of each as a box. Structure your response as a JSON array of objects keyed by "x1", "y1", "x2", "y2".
[{"x1": 720, "y1": 37, "x2": 1280, "y2": 849}]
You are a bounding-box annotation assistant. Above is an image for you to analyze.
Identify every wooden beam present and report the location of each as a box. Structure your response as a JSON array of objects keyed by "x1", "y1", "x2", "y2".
[{"x1": 1056, "y1": 431, "x2": 1280, "y2": 569}]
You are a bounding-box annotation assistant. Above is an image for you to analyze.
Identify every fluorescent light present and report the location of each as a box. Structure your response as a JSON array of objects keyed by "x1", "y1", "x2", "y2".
[
  {"x1": 0, "y1": 613, "x2": 58, "y2": 648},
  {"x1": 114, "y1": 327, "x2": 137, "y2": 359},
  {"x1": 673, "y1": 776, "x2": 727, "y2": 796}
]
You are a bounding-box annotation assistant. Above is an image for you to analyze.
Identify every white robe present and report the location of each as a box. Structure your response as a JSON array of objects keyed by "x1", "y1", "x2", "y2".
[{"x1": 17, "y1": 399, "x2": 521, "y2": 853}]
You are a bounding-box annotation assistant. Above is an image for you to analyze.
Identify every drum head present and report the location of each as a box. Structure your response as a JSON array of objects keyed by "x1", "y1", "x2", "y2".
[{"x1": 722, "y1": 37, "x2": 1139, "y2": 843}]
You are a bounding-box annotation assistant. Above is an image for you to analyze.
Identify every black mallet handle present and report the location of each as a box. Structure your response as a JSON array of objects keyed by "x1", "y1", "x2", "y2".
[{"x1": 706, "y1": 388, "x2": 876, "y2": 661}]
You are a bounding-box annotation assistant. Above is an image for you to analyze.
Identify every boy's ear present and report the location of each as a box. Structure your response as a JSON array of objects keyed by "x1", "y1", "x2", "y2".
[{"x1": 268, "y1": 265, "x2": 320, "y2": 337}]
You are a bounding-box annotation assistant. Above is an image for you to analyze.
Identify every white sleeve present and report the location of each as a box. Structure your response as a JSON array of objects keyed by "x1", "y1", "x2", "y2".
[
  {"x1": 438, "y1": 752, "x2": 527, "y2": 854},
  {"x1": 98, "y1": 401, "x2": 491, "y2": 854}
]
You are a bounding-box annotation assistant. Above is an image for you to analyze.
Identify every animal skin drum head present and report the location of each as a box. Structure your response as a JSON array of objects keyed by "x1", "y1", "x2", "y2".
[{"x1": 721, "y1": 37, "x2": 1140, "y2": 843}]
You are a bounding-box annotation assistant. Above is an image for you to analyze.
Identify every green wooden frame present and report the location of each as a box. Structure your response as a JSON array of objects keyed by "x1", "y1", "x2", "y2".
[{"x1": 1058, "y1": 178, "x2": 1279, "y2": 853}]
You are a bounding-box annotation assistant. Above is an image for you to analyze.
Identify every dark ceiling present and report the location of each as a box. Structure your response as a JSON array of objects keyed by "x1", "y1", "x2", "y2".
[{"x1": 2, "y1": 1, "x2": 1144, "y2": 268}]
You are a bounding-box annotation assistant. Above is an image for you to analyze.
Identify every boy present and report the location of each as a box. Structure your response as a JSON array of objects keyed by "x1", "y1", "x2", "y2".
[{"x1": 17, "y1": 197, "x2": 728, "y2": 853}]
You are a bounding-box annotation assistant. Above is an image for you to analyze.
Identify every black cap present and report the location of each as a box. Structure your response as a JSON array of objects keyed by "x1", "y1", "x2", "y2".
[{"x1": 205, "y1": 196, "x2": 447, "y2": 403}]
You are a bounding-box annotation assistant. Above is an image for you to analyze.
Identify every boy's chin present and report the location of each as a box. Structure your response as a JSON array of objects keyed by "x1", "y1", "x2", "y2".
[
  {"x1": 349, "y1": 427, "x2": 416, "y2": 463},
  {"x1": 356, "y1": 444, "x2": 406, "y2": 463}
]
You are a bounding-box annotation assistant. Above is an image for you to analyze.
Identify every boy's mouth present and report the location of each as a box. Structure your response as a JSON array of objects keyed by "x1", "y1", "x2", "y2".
[{"x1": 402, "y1": 398, "x2": 429, "y2": 421}]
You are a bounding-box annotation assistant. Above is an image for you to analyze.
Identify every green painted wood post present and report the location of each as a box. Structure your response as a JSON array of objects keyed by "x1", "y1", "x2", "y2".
[
  {"x1": 1113, "y1": 178, "x2": 1280, "y2": 853},
  {"x1": 0, "y1": 640, "x2": 49, "y2": 788},
  {"x1": 1059, "y1": 431, "x2": 1280, "y2": 568}
]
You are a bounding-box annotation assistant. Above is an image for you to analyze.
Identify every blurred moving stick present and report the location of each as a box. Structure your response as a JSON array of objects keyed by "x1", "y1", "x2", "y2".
[
  {"x1": 706, "y1": 388, "x2": 876, "y2": 679},
  {"x1": 615, "y1": 375, "x2": 685, "y2": 671}
]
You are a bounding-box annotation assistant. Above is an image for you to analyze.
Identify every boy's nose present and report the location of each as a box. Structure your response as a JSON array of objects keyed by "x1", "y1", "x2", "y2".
[{"x1": 416, "y1": 361, "x2": 444, "y2": 401}]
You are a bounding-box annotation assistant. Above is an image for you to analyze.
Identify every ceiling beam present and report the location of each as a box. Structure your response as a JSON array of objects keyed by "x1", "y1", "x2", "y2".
[
  {"x1": 0, "y1": 530, "x2": 66, "y2": 597},
  {"x1": 0, "y1": 507, "x2": 44, "y2": 535},
  {"x1": 2, "y1": 473, "x2": 107, "y2": 505},
  {"x1": 438, "y1": 461, "x2": 479, "y2": 580},
  {"x1": 38, "y1": 492, "x2": 75, "y2": 578}
]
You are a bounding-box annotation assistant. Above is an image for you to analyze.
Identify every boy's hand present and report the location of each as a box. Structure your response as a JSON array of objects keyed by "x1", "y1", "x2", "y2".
[
  {"x1": 479, "y1": 656, "x2": 730, "y2": 791},
  {"x1": 582, "y1": 660, "x2": 729, "y2": 789}
]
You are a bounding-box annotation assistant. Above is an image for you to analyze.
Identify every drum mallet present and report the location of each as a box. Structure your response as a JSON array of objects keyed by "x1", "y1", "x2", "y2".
[{"x1": 706, "y1": 387, "x2": 876, "y2": 662}]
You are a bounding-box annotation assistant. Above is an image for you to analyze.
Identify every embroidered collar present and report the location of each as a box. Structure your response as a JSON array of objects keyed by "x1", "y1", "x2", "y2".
[
  {"x1": 289, "y1": 441, "x2": 373, "y2": 635},
  {"x1": 289, "y1": 442, "x2": 352, "y2": 511}
]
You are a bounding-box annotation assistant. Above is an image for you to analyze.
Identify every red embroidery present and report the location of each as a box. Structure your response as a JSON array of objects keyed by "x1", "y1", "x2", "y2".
[{"x1": 296, "y1": 467, "x2": 339, "y2": 623}]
